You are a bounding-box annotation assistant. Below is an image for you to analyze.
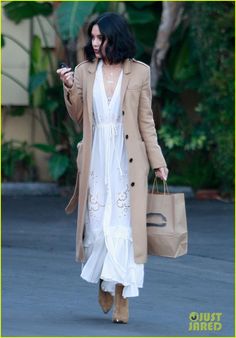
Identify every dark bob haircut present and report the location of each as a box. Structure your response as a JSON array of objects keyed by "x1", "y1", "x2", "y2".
[{"x1": 84, "y1": 12, "x2": 136, "y2": 64}]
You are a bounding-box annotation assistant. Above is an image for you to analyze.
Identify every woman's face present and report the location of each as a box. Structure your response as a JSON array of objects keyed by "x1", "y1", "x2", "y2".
[{"x1": 91, "y1": 24, "x2": 107, "y2": 58}]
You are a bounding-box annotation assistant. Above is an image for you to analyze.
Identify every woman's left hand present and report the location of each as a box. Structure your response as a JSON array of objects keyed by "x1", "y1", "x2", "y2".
[{"x1": 154, "y1": 167, "x2": 169, "y2": 181}]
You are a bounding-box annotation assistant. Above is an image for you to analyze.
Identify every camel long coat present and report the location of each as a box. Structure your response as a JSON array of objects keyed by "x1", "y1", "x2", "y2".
[{"x1": 63, "y1": 57, "x2": 167, "y2": 264}]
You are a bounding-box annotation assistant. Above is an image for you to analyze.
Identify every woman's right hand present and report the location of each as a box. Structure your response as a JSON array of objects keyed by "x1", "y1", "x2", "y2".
[{"x1": 56, "y1": 66, "x2": 74, "y2": 89}]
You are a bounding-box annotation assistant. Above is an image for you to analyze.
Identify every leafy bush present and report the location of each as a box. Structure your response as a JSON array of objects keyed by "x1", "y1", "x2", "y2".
[
  {"x1": 188, "y1": 2, "x2": 234, "y2": 194},
  {"x1": 2, "y1": 137, "x2": 37, "y2": 182},
  {"x1": 157, "y1": 2, "x2": 234, "y2": 195}
]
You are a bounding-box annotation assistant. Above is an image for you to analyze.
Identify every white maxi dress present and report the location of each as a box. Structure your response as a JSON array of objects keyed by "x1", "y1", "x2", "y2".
[{"x1": 80, "y1": 59, "x2": 144, "y2": 298}]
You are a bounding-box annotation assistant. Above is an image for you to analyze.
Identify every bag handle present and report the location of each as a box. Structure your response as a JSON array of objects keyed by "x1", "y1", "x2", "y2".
[{"x1": 151, "y1": 176, "x2": 169, "y2": 195}]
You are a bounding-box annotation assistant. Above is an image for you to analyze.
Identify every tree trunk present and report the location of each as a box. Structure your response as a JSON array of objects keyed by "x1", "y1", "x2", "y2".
[{"x1": 150, "y1": 1, "x2": 185, "y2": 95}]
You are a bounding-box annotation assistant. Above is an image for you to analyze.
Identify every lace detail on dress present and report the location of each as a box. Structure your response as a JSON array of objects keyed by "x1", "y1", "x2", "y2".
[
  {"x1": 116, "y1": 184, "x2": 130, "y2": 217},
  {"x1": 86, "y1": 171, "x2": 105, "y2": 222},
  {"x1": 88, "y1": 191, "x2": 105, "y2": 212}
]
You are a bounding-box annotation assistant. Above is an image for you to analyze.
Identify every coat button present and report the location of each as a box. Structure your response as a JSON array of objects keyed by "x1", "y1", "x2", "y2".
[
  {"x1": 122, "y1": 111, "x2": 125, "y2": 115},
  {"x1": 125, "y1": 135, "x2": 129, "y2": 139},
  {"x1": 131, "y1": 182, "x2": 135, "y2": 187},
  {"x1": 129, "y1": 158, "x2": 133, "y2": 163}
]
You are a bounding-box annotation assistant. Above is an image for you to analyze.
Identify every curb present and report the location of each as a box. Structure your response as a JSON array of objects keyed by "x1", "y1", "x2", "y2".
[
  {"x1": 2, "y1": 182, "x2": 62, "y2": 196},
  {"x1": 2, "y1": 182, "x2": 195, "y2": 198}
]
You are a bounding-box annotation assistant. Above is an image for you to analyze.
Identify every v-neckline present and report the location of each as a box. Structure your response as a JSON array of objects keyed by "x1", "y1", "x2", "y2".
[{"x1": 100, "y1": 59, "x2": 123, "y2": 108}]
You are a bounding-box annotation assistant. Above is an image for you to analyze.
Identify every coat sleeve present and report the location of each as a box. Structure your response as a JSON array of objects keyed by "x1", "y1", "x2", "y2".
[
  {"x1": 138, "y1": 66, "x2": 167, "y2": 170},
  {"x1": 63, "y1": 65, "x2": 83, "y2": 124}
]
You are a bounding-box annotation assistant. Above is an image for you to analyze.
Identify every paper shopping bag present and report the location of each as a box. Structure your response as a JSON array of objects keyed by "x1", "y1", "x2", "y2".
[{"x1": 146, "y1": 178, "x2": 188, "y2": 258}]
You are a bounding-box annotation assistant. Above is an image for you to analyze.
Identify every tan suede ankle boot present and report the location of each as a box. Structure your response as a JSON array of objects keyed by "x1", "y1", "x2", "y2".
[
  {"x1": 112, "y1": 284, "x2": 129, "y2": 323},
  {"x1": 98, "y1": 279, "x2": 113, "y2": 314}
]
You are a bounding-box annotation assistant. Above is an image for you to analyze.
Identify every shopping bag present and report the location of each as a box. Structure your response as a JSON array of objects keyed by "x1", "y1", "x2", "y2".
[{"x1": 146, "y1": 177, "x2": 188, "y2": 258}]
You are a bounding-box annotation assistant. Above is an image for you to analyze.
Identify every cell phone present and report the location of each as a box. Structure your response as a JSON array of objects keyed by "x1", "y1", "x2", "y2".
[{"x1": 59, "y1": 62, "x2": 69, "y2": 69}]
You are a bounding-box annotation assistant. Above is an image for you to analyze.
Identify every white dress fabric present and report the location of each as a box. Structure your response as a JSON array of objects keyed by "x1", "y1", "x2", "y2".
[{"x1": 80, "y1": 59, "x2": 144, "y2": 298}]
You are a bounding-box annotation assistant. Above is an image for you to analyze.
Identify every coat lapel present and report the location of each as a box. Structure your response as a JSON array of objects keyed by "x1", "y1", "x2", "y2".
[
  {"x1": 120, "y1": 58, "x2": 132, "y2": 110},
  {"x1": 87, "y1": 58, "x2": 98, "y2": 127},
  {"x1": 86, "y1": 58, "x2": 132, "y2": 125}
]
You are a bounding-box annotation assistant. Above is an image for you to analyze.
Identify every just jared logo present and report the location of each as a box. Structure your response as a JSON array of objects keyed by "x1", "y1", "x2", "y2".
[{"x1": 188, "y1": 312, "x2": 223, "y2": 331}]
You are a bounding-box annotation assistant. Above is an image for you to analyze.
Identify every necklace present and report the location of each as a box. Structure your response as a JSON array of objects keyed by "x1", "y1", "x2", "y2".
[
  {"x1": 102, "y1": 63, "x2": 122, "y2": 84},
  {"x1": 102, "y1": 62, "x2": 122, "y2": 103}
]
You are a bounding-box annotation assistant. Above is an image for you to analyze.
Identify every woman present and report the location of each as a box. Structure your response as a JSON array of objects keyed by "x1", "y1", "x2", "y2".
[{"x1": 57, "y1": 12, "x2": 168, "y2": 324}]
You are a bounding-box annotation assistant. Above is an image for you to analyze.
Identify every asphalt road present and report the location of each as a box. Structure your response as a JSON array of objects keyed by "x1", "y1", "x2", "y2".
[{"x1": 2, "y1": 196, "x2": 234, "y2": 337}]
